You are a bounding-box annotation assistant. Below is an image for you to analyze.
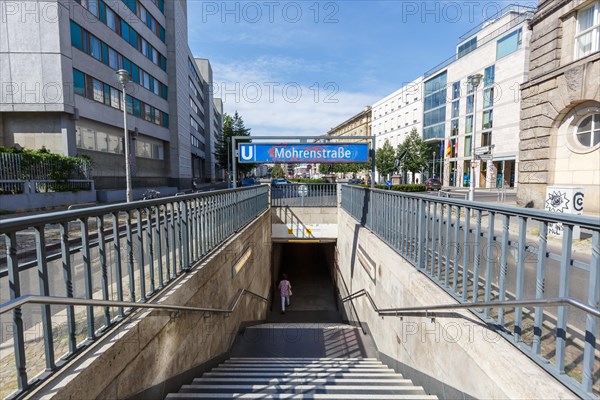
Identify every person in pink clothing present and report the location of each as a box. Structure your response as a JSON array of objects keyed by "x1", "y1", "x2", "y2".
[{"x1": 278, "y1": 274, "x2": 292, "y2": 314}]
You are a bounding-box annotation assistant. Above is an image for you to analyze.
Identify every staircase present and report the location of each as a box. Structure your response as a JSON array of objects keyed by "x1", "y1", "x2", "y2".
[
  {"x1": 166, "y1": 357, "x2": 437, "y2": 399},
  {"x1": 165, "y1": 322, "x2": 436, "y2": 399}
]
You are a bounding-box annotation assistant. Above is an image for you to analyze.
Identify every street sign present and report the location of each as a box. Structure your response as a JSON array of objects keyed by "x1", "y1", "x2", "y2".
[
  {"x1": 386, "y1": 180, "x2": 392, "y2": 187},
  {"x1": 478, "y1": 154, "x2": 493, "y2": 161},
  {"x1": 238, "y1": 143, "x2": 369, "y2": 163},
  {"x1": 298, "y1": 185, "x2": 308, "y2": 197},
  {"x1": 474, "y1": 146, "x2": 490, "y2": 155}
]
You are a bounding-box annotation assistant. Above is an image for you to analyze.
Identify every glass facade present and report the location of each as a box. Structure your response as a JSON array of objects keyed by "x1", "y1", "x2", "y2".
[
  {"x1": 423, "y1": 71, "x2": 447, "y2": 140},
  {"x1": 75, "y1": 0, "x2": 167, "y2": 70},
  {"x1": 70, "y1": 21, "x2": 168, "y2": 100},
  {"x1": 73, "y1": 69, "x2": 169, "y2": 128}
]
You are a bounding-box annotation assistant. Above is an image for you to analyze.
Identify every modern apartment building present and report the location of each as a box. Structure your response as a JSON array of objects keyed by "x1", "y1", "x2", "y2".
[
  {"x1": 423, "y1": 5, "x2": 535, "y2": 189},
  {"x1": 0, "y1": 0, "x2": 219, "y2": 193},
  {"x1": 518, "y1": 0, "x2": 600, "y2": 214},
  {"x1": 371, "y1": 77, "x2": 423, "y2": 149}
]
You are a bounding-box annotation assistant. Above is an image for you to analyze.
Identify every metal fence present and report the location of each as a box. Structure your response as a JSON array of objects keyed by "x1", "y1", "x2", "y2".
[
  {"x1": 0, "y1": 153, "x2": 92, "y2": 181},
  {"x1": 0, "y1": 185, "x2": 269, "y2": 399},
  {"x1": 341, "y1": 185, "x2": 599, "y2": 399},
  {"x1": 270, "y1": 183, "x2": 338, "y2": 207}
]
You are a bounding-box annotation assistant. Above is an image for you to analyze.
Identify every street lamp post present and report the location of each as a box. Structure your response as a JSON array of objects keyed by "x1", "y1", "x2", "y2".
[
  {"x1": 468, "y1": 73, "x2": 483, "y2": 202},
  {"x1": 432, "y1": 151, "x2": 436, "y2": 179},
  {"x1": 116, "y1": 69, "x2": 133, "y2": 203}
]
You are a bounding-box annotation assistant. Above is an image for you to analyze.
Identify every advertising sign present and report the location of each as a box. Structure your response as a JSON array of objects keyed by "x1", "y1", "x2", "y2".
[{"x1": 238, "y1": 143, "x2": 369, "y2": 163}]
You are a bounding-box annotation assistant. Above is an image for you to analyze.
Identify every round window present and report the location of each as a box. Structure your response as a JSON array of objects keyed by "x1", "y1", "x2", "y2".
[{"x1": 575, "y1": 113, "x2": 600, "y2": 148}]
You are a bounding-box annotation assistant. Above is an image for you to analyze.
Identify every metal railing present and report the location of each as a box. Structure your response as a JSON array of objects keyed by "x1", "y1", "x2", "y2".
[
  {"x1": 0, "y1": 185, "x2": 269, "y2": 399},
  {"x1": 341, "y1": 289, "x2": 600, "y2": 318},
  {"x1": 341, "y1": 185, "x2": 599, "y2": 399},
  {"x1": 271, "y1": 183, "x2": 338, "y2": 207},
  {"x1": 1, "y1": 288, "x2": 269, "y2": 316},
  {"x1": 0, "y1": 179, "x2": 95, "y2": 195}
]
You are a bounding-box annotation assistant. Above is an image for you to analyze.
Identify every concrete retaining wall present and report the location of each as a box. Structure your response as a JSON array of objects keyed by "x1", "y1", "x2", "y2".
[
  {"x1": 28, "y1": 210, "x2": 272, "y2": 400},
  {"x1": 271, "y1": 207, "x2": 338, "y2": 241},
  {"x1": 1, "y1": 190, "x2": 96, "y2": 212},
  {"x1": 335, "y1": 208, "x2": 576, "y2": 399}
]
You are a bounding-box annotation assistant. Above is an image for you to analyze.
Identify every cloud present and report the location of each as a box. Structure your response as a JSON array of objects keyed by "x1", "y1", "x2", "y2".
[{"x1": 211, "y1": 58, "x2": 378, "y2": 137}]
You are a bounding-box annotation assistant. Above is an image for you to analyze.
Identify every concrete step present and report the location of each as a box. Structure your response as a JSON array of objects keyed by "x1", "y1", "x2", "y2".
[
  {"x1": 211, "y1": 367, "x2": 396, "y2": 373},
  {"x1": 228, "y1": 357, "x2": 381, "y2": 364},
  {"x1": 192, "y1": 378, "x2": 413, "y2": 385},
  {"x1": 166, "y1": 394, "x2": 438, "y2": 399},
  {"x1": 224, "y1": 359, "x2": 381, "y2": 363},
  {"x1": 221, "y1": 362, "x2": 387, "y2": 368},
  {"x1": 177, "y1": 384, "x2": 427, "y2": 395},
  {"x1": 202, "y1": 372, "x2": 403, "y2": 379},
  {"x1": 166, "y1": 356, "x2": 437, "y2": 399}
]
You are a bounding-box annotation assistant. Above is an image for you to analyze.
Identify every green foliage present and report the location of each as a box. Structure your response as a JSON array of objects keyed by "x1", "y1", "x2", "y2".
[
  {"x1": 0, "y1": 146, "x2": 92, "y2": 193},
  {"x1": 214, "y1": 111, "x2": 255, "y2": 178},
  {"x1": 318, "y1": 162, "x2": 370, "y2": 174},
  {"x1": 397, "y1": 128, "x2": 429, "y2": 183},
  {"x1": 374, "y1": 183, "x2": 426, "y2": 192},
  {"x1": 289, "y1": 178, "x2": 328, "y2": 183},
  {"x1": 271, "y1": 164, "x2": 285, "y2": 178},
  {"x1": 375, "y1": 140, "x2": 396, "y2": 178}
]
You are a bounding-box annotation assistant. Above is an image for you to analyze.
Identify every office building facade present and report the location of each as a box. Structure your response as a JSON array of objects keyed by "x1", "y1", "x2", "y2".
[
  {"x1": 424, "y1": 5, "x2": 534, "y2": 189},
  {"x1": 371, "y1": 77, "x2": 423, "y2": 149},
  {"x1": 0, "y1": 0, "x2": 219, "y2": 192}
]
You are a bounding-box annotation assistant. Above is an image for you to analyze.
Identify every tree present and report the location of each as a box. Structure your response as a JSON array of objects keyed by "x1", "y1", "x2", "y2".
[
  {"x1": 397, "y1": 128, "x2": 429, "y2": 183},
  {"x1": 375, "y1": 140, "x2": 396, "y2": 180},
  {"x1": 271, "y1": 164, "x2": 284, "y2": 178},
  {"x1": 214, "y1": 111, "x2": 255, "y2": 180}
]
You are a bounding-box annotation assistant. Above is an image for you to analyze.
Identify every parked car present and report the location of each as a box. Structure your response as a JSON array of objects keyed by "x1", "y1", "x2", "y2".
[
  {"x1": 425, "y1": 178, "x2": 442, "y2": 191},
  {"x1": 241, "y1": 177, "x2": 258, "y2": 187},
  {"x1": 272, "y1": 178, "x2": 291, "y2": 187}
]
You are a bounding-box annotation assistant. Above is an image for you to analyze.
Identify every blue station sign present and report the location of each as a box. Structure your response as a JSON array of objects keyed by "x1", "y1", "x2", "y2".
[{"x1": 238, "y1": 143, "x2": 370, "y2": 163}]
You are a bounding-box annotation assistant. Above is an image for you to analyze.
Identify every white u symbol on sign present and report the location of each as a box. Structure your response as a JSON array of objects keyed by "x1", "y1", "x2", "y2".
[{"x1": 240, "y1": 145, "x2": 254, "y2": 161}]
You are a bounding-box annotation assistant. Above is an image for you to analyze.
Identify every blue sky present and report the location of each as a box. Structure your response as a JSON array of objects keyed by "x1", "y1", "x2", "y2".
[{"x1": 187, "y1": 1, "x2": 537, "y2": 137}]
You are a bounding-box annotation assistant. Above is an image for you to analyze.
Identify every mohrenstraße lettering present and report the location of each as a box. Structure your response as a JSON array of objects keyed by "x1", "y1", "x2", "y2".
[{"x1": 274, "y1": 146, "x2": 352, "y2": 160}]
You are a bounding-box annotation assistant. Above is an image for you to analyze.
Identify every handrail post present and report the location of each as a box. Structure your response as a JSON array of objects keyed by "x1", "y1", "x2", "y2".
[
  {"x1": 582, "y1": 230, "x2": 599, "y2": 392},
  {"x1": 6, "y1": 232, "x2": 28, "y2": 391}
]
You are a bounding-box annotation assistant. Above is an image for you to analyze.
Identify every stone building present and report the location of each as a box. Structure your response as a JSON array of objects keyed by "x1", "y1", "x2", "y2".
[
  {"x1": 518, "y1": 0, "x2": 600, "y2": 214},
  {"x1": 327, "y1": 107, "x2": 372, "y2": 141}
]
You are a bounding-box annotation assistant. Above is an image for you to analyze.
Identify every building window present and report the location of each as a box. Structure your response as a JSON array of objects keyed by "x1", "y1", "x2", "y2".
[
  {"x1": 92, "y1": 79, "x2": 103, "y2": 103},
  {"x1": 575, "y1": 1, "x2": 600, "y2": 59},
  {"x1": 451, "y1": 100, "x2": 459, "y2": 118},
  {"x1": 452, "y1": 81, "x2": 460, "y2": 99},
  {"x1": 575, "y1": 113, "x2": 600, "y2": 148},
  {"x1": 466, "y1": 95, "x2": 474, "y2": 114},
  {"x1": 496, "y1": 28, "x2": 522, "y2": 59},
  {"x1": 457, "y1": 37, "x2": 477, "y2": 58},
  {"x1": 465, "y1": 115, "x2": 473, "y2": 134},
  {"x1": 90, "y1": 36, "x2": 101, "y2": 60},
  {"x1": 483, "y1": 110, "x2": 493, "y2": 130},
  {"x1": 481, "y1": 131, "x2": 492, "y2": 147},
  {"x1": 451, "y1": 119, "x2": 459, "y2": 135},
  {"x1": 464, "y1": 135, "x2": 472, "y2": 156},
  {"x1": 484, "y1": 65, "x2": 495, "y2": 87},
  {"x1": 73, "y1": 69, "x2": 85, "y2": 96},
  {"x1": 483, "y1": 87, "x2": 494, "y2": 108}
]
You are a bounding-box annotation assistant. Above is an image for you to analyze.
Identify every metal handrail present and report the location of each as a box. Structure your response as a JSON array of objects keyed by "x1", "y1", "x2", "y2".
[
  {"x1": 340, "y1": 289, "x2": 600, "y2": 318},
  {"x1": 0, "y1": 289, "x2": 269, "y2": 316}
]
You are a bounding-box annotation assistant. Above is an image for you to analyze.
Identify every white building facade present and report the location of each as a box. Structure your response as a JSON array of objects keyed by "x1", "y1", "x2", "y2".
[
  {"x1": 371, "y1": 77, "x2": 423, "y2": 149},
  {"x1": 424, "y1": 6, "x2": 534, "y2": 189}
]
